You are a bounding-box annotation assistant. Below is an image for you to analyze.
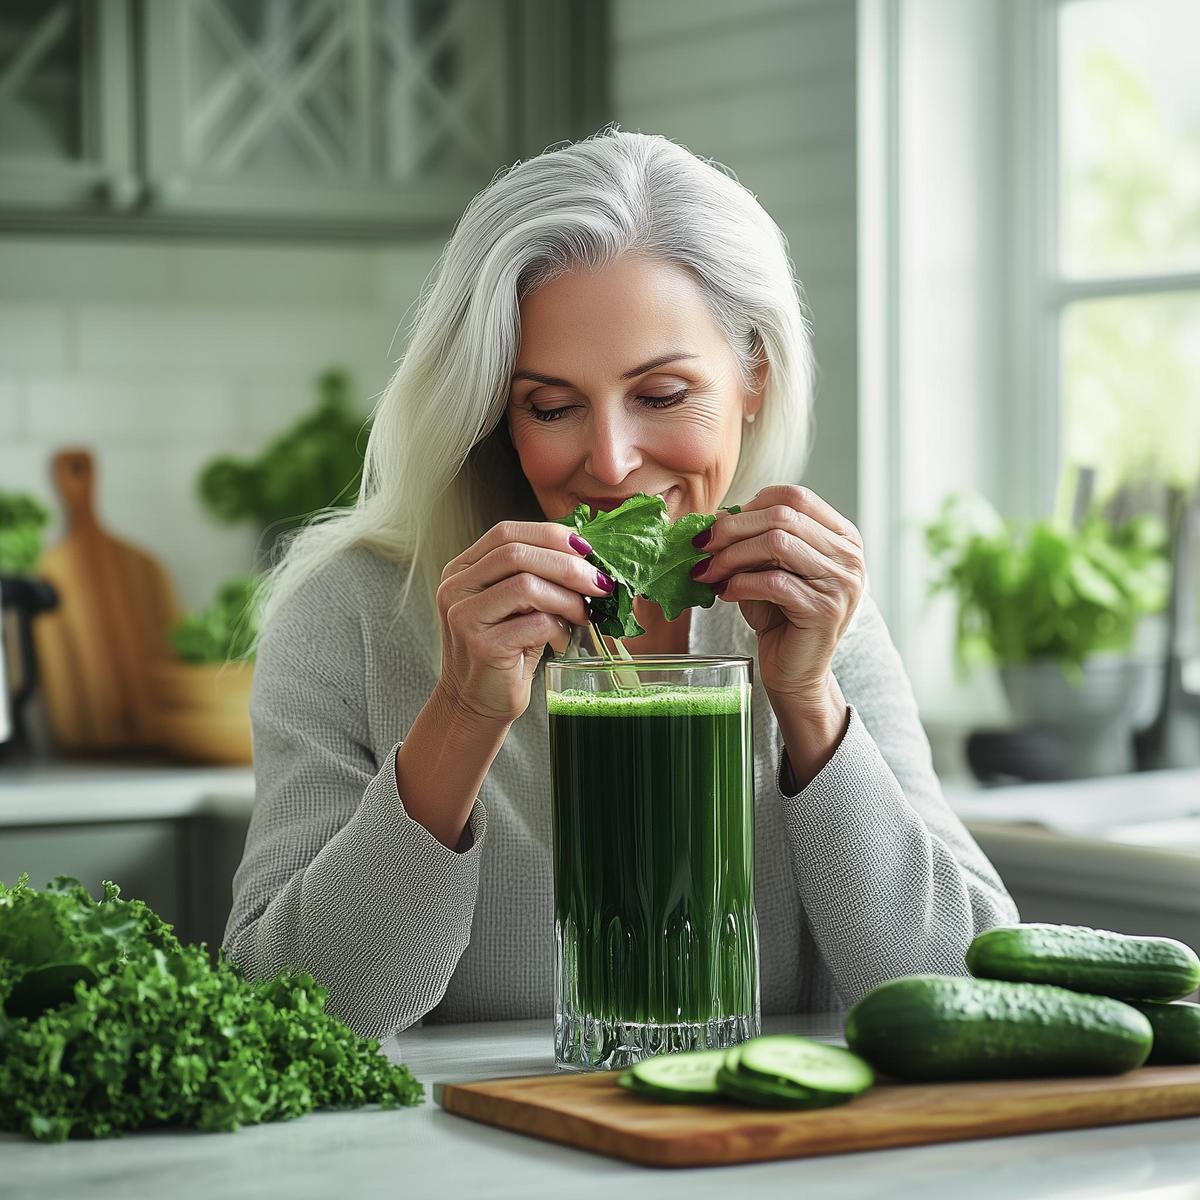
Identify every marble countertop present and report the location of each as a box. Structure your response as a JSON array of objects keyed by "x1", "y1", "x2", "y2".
[{"x1": 3, "y1": 1014, "x2": 1198, "y2": 1200}]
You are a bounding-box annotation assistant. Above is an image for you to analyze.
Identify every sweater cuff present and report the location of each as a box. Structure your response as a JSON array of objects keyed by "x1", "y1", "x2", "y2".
[
  {"x1": 776, "y1": 703, "x2": 867, "y2": 800},
  {"x1": 379, "y1": 739, "x2": 489, "y2": 862}
]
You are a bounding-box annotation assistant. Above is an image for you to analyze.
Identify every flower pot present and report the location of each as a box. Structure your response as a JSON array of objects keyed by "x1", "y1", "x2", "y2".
[
  {"x1": 147, "y1": 659, "x2": 253, "y2": 765},
  {"x1": 998, "y1": 652, "x2": 1163, "y2": 778}
]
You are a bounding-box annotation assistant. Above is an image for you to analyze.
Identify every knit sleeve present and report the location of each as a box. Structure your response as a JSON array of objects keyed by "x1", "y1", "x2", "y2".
[
  {"x1": 222, "y1": 560, "x2": 488, "y2": 1040},
  {"x1": 773, "y1": 592, "x2": 1020, "y2": 1007}
]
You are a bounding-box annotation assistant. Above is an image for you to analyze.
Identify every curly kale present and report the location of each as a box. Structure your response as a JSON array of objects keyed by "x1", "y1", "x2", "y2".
[{"x1": 0, "y1": 876, "x2": 422, "y2": 1143}]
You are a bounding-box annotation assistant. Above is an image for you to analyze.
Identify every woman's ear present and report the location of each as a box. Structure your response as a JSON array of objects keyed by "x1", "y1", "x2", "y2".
[{"x1": 746, "y1": 358, "x2": 768, "y2": 419}]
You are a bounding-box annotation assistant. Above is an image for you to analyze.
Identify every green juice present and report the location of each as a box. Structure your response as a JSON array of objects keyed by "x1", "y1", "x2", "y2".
[{"x1": 548, "y1": 683, "x2": 759, "y2": 1044}]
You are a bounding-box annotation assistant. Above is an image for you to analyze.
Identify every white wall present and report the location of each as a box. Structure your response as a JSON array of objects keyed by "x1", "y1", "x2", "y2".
[
  {"x1": 611, "y1": 0, "x2": 860, "y2": 522},
  {"x1": 0, "y1": 236, "x2": 443, "y2": 610}
]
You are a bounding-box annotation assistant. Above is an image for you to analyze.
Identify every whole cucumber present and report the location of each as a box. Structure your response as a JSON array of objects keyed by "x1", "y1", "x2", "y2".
[
  {"x1": 844, "y1": 975, "x2": 1153, "y2": 1081},
  {"x1": 1127, "y1": 1000, "x2": 1200, "y2": 1065},
  {"x1": 967, "y1": 924, "x2": 1200, "y2": 1001}
]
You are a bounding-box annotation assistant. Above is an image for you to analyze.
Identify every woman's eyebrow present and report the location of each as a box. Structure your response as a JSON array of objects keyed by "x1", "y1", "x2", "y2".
[{"x1": 512, "y1": 352, "x2": 699, "y2": 388}]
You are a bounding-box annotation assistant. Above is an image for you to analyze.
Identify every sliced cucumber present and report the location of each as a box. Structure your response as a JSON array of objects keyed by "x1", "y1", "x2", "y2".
[
  {"x1": 716, "y1": 1047, "x2": 848, "y2": 1110},
  {"x1": 737, "y1": 1035, "x2": 875, "y2": 1098},
  {"x1": 619, "y1": 1048, "x2": 727, "y2": 1103}
]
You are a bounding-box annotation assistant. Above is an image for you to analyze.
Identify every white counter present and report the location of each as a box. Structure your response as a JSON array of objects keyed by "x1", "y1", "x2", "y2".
[{"x1": 3, "y1": 1014, "x2": 1198, "y2": 1200}]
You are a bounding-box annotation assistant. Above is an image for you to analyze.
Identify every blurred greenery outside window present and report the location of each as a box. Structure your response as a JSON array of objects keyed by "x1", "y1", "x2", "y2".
[{"x1": 1058, "y1": 0, "x2": 1200, "y2": 500}]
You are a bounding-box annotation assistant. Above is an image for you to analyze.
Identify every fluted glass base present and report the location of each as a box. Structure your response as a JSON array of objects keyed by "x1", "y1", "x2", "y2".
[{"x1": 555, "y1": 1009, "x2": 759, "y2": 1072}]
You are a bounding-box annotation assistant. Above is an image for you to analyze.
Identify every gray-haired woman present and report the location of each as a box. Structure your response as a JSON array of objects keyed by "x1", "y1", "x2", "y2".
[{"x1": 224, "y1": 127, "x2": 1018, "y2": 1040}]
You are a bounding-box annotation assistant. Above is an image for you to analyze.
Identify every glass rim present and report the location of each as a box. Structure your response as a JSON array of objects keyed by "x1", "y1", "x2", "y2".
[{"x1": 549, "y1": 654, "x2": 752, "y2": 672}]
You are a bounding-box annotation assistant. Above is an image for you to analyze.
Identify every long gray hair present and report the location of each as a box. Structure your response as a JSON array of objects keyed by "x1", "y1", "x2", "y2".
[{"x1": 253, "y1": 125, "x2": 815, "y2": 656}]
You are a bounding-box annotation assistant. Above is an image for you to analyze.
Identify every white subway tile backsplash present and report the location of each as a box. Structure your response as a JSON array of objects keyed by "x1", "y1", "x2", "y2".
[
  {"x1": 0, "y1": 306, "x2": 70, "y2": 371},
  {"x1": 0, "y1": 378, "x2": 21, "y2": 437},
  {"x1": 75, "y1": 306, "x2": 397, "y2": 377},
  {"x1": 26, "y1": 375, "x2": 239, "y2": 439}
]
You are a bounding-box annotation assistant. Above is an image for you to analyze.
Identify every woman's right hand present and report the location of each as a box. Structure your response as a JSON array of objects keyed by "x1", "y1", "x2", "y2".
[{"x1": 435, "y1": 521, "x2": 615, "y2": 726}]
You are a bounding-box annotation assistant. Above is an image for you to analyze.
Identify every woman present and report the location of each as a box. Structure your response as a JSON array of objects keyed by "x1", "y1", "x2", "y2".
[{"x1": 224, "y1": 127, "x2": 1018, "y2": 1040}]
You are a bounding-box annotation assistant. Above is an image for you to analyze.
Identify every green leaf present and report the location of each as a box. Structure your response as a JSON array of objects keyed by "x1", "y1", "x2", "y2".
[{"x1": 553, "y1": 493, "x2": 729, "y2": 636}]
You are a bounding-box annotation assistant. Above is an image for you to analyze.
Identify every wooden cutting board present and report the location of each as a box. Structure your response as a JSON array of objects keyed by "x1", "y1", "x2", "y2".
[
  {"x1": 33, "y1": 449, "x2": 182, "y2": 751},
  {"x1": 434, "y1": 1064, "x2": 1200, "y2": 1168}
]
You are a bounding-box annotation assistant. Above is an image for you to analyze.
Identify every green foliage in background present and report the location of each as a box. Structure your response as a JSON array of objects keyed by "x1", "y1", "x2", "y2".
[
  {"x1": 0, "y1": 875, "x2": 423, "y2": 1143},
  {"x1": 197, "y1": 368, "x2": 369, "y2": 530},
  {"x1": 0, "y1": 490, "x2": 50, "y2": 575},
  {"x1": 924, "y1": 492, "x2": 1170, "y2": 674},
  {"x1": 1063, "y1": 42, "x2": 1200, "y2": 496},
  {"x1": 169, "y1": 575, "x2": 261, "y2": 664}
]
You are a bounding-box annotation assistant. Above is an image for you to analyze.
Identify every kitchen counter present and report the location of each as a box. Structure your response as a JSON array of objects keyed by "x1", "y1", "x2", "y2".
[{"x1": 3, "y1": 1014, "x2": 1198, "y2": 1200}]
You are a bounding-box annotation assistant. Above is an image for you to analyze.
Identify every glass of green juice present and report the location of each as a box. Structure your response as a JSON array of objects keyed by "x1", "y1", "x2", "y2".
[{"x1": 545, "y1": 655, "x2": 761, "y2": 1071}]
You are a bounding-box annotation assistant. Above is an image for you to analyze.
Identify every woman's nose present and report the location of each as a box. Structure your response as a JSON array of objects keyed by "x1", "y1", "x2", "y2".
[{"x1": 584, "y1": 410, "x2": 642, "y2": 483}]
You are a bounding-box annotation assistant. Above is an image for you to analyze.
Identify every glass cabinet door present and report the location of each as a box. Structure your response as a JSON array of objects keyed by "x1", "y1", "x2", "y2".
[
  {"x1": 141, "y1": 0, "x2": 520, "y2": 230},
  {"x1": 0, "y1": 0, "x2": 137, "y2": 212}
]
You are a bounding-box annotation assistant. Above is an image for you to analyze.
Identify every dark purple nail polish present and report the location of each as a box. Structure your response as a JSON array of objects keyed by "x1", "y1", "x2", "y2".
[
  {"x1": 692, "y1": 527, "x2": 712, "y2": 549},
  {"x1": 690, "y1": 557, "x2": 711, "y2": 578},
  {"x1": 569, "y1": 533, "x2": 592, "y2": 556},
  {"x1": 712, "y1": 579, "x2": 729, "y2": 596},
  {"x1": 596, "y1": 570, "x2": 615, "y2": 592}
]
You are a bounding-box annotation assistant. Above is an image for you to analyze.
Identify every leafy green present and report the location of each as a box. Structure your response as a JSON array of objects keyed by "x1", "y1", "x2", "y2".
[
  {"x1": 556, "y1": 494, "x2": 740, "y2": 637},
  {"x1": 0, "y1": 490, "x2": 51, "y2": 574},
  {"x1": 0, "y1": 875, "x2": 422, "y2": 1143},
  {"x1": 197, "y1": 368, "x2": 368, "y2": 529},
  {"x1": 169, "y1": 575, "x2": 262, "y2": 664},
  {"x1": 924, "y1": 491, "x2": 1170, "y2": 675}
]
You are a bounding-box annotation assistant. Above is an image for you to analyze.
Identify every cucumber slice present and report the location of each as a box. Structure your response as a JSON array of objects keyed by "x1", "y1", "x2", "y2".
[
  {"x1": 737, "y1": 1035, "x2": 875, "y2": 1097},
  {"x1": 715, "y1": 1048, "x2": 851, "y2": 1110},
  {"x1": 621, "y1": 1049, "x2": 727, "y2": 1102}
]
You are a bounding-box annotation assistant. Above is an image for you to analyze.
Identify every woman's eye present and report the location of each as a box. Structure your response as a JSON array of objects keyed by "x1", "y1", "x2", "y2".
[{"x1": 528, "y1": 387, "x2": 689, "y2": 423}]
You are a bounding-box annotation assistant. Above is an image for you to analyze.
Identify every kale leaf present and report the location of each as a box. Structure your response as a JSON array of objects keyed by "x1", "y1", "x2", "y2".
[
  {"x1": 0, "y1": 876, "x2": 423, "y2": 1143},
  {"x1": 557, "y1": 494, "x2": 740, "y2": 637}
]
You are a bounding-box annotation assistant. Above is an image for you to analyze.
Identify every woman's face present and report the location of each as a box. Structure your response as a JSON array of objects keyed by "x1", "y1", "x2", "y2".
[{"x1": 506, "y1": 255, "x2": 764, "y2": 523}]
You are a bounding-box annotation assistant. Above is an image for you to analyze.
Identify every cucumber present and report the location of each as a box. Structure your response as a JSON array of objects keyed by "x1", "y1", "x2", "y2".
[
  {"x1": 737, "y1": 1035, "x2": 874, "y2": 1099},
  {"x1": 715, "y1": 1047, "x2": 849, "y2": 1110},
  {"x1": 1127, "y1": 1000, "x2": 1200, "y2": 1065},
  {"x1": 618, "y1": 1048, "x2": 726, "y2": 1102},
  {"x1": 967, "y1": 923, "x2": 1200, "y2": 1001},
  {"x1": 844, "y1": 974, "x2": 1153, "y2": 1081}
]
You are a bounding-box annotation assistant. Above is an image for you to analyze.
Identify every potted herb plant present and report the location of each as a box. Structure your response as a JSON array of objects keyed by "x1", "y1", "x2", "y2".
[
  {"x1": 196, "y1": 368, "x2": 368, "y2": 568},
  {"x1": 924, "y1": 492, "x2": 1170, "y2": 776},
  {"x1": 149, "y1": 575, "x2": 261, "y2": 765}
]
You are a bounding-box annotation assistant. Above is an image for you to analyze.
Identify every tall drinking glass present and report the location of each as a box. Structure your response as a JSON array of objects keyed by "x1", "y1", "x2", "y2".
[{"x1": 545, "y1": 655, "x2": 761, "y2": 1071}]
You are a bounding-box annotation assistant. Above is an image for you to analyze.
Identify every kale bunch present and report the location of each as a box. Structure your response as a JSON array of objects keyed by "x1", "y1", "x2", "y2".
[
  {"x1": 0, "y1": 876, "x2": 423, "y2": 1143},
  {"x1": 169, "y1": 574, "x2": 262, "y2": 664},
  {"x1": 556, "y1": 493, "x2": 740, "y2": 638},
  {"x1": 0, "y1": 490, "x2": 51, "y2": 575}
]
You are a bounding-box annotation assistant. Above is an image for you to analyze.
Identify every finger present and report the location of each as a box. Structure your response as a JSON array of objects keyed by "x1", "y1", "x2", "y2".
[
  {"x1": 493, "y1": 611, "x2": 573, "y2": 657},
  {"x1": 741, "y1": 484, "x2": 862, "y2": 545},
  {"x1": 449, "y1": 572, "x2": 598, "y2": 634},
  {"x1": 443, "y1": 541, "x2": 613, "y2": 608},
  {"x1": 697, "y1": 528, "x2": 855, "y2": 587},
  {"x1": 715, "y1": 566, "x2": 850, "y2": 620},
  {"x1": 442, "y1": 519, "x2": 591, "y2": 582},
  {"x1": 699, "y1": 504, "x2": 862, "y2": 570}
]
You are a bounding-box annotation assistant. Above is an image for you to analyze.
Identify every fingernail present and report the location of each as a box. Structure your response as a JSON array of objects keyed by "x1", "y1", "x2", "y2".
[
  {"x1": 596, "y1": 570, "x2": 615, "y2": 592},
  {"x1": 712, "y1": 580, "x2": 729, "y2": 596},
  {"x1": 569, "y1": 534, "x2": 592, "y2": 556},
  {"x1": 690, "y1": 557, "x2": 711, "y2": 578},
  {"x1": 691, "y1": 528, "x2": 712, "y2": 549}
]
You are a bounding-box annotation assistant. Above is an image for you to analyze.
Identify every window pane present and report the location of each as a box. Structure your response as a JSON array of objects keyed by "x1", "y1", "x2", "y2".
[
  {"x1": 1062, "y1": 293, "x2": 1200, "y2": 497},
  {"x1": 1060, "y1": 0, "x2": 1200, "y2": 276}
]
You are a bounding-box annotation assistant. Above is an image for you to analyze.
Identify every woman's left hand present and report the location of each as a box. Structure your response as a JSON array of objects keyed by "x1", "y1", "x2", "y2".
[{"x1": 691, "y1": 484, "x2": 867, "y2": 707}]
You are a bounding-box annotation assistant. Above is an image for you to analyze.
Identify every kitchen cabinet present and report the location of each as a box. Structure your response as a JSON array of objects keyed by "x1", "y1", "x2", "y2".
[
  {"x1": 0, "y1": 0, "x2": 138, "y2": 212},
  {"x1": 0, "y1": 0, "x2": 607, "y2": 235}
]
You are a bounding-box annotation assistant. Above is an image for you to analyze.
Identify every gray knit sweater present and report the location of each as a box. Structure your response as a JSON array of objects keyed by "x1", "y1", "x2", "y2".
[{"x1": 223, "y1": 544, "x2": 1019, "y2": 1039}]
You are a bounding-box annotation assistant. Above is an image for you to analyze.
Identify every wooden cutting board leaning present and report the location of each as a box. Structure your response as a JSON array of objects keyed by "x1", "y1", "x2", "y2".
[
  {"x1": 33, "y1": 449, "x2": 182, "y2": 751},
  {"x1": 434, "y1": 1063, "x2": 1200, "y2": 1168}
]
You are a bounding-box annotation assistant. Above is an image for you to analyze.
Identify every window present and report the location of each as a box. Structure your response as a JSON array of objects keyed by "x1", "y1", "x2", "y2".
[{"x1": 1055, "y1": 0, "x2": 1200, "y2": 501}]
